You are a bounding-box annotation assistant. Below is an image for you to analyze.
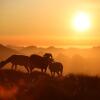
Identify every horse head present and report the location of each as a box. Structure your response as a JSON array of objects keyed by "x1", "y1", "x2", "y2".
[
  {"x1": 0, "y1": 61, "x2": 5, "y2": 69},
  {"x1": 43, "y1": 53, "x2": 54, "y2": 64}
]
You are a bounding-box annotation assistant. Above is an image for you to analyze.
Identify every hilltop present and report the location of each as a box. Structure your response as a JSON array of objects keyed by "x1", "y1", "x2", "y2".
[{"x1": 0, "y1": 69, "x2": 100, "y2": 100}]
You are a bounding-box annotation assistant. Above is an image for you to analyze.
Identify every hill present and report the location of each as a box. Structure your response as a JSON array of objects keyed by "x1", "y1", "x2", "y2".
[
  {"x1": 0, "y1": 44, "x2": 20, "y2": 60},
  {"x1": 0, "y1": 69, "x2": 100, "y2": 100},
  {"x1": 20, "y1": 46, "x2": 39, "y2": 55}
]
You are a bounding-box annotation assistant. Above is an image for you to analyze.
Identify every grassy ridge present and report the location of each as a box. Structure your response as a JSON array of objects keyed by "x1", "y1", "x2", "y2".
[{"x1": 0, "y1": 69, "x2": 100, "y2": 100}]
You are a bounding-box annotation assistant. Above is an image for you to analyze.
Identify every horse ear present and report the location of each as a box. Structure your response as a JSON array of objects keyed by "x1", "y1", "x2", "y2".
[
  {"x1": 43, "y1": 53, "x2": 53, "y2": 58},
  {"x1": 49, "y1": 53, "x2": 52, "y2": 58}
]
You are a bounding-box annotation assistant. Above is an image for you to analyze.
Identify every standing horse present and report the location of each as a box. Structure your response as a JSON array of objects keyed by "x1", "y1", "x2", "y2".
[
  {"x1": 0, "y1": 55, "x2": 30, "y2": 73},
  {"x1": 29, "y1": 53, "x2": 53, "y2": 73},
  {"x1": 49, "y1": 61, "x2": 63, "y2": 76}
]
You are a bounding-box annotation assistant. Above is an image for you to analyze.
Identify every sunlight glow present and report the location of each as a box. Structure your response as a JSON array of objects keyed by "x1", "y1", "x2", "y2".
[{"x1": 73, "y1": 12, "x2": 91, "y2": 32}]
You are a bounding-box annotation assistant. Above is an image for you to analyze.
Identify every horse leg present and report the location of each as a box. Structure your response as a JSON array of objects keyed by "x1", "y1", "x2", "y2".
[
  {"x1": 30, "y1": 67, "x2": 33, "y2": 73},
  {"x1": 60, "y1": 68, "x2": 63, "y2": 76},
  {"x1": 51, "y1": 71, "x2": 53, "y2": 76},
  {"x1": 15, "y1": 65, "x2": 17, "y2": 71},
  {"x1": 51, "y1": 71, "x2": 54, "y2": 78},
  {"x1": 25, "y1": 66, "x2": 30, "y2": 73},
  {"x1": 60, "y1": 70, "x2": 63, "y2": 76},
  {"x1": 11, "y1": 64, "x2": 14, "y2": 70},
  {"x1": 57, "y1": 71, "x2": 60, "y2": 77},
  {"x1": 54, "y1": 72, "x2": 56, "y2": 77},
  {"x1": 41, "y1": 68, "x2": 43, "y2": 72},
  {"x1": 44, "y1": 68, "x2": 47, "y2": 73}
]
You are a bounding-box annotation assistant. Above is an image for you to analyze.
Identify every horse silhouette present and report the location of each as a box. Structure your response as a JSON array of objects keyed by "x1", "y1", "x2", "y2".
[
  {"x1": 0, "y1": 55, "x2": 30, "y2": 73},
  {"x1": 29, "y1": 53, "x2": 53, "y2": 73},
  {"x1": 49, "y1": 61, "x2": 63, "y2": 76}
]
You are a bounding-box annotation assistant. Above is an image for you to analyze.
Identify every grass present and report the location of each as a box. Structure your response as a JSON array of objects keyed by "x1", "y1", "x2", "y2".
[{"x1": 0, "y1": 69, "x2": 100, "y2": 100}]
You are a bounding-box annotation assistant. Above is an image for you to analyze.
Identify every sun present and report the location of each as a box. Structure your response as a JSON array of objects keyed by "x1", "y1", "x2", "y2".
[{"x1": 73, "y1": 12, "x2": 91, "y2": 32}]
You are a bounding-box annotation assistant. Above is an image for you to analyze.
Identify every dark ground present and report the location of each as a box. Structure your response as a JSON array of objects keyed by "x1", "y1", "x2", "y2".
[{"x1": 0, "y1": 69, "x2": 100, "y2": 100}]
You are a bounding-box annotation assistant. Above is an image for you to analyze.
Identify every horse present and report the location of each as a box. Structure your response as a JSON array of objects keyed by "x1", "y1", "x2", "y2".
[
  {"x1": 29, "y1": 53, "x2": 53, "y2": 73},
  {"x1": 49, "y1": 61, "x2": 63, "y2": 76},
  {"x1": 0, "y1": 55, "x2": 30, "y2": 73}
]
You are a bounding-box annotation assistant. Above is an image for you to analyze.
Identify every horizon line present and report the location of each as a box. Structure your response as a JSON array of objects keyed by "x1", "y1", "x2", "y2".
[{"x1": 1, "y1": 43, "x2": 100, "y2": 49}]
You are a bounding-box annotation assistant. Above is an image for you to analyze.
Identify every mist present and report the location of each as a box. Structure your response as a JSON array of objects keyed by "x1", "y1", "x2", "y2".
[{"x1": 0, "y1": 44, "x2": 100, "y2": 76}]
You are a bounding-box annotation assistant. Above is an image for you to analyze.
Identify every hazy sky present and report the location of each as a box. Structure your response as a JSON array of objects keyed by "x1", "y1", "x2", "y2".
[{"x1": 0, "y1": 0, "x2": 100, "y2": 47}]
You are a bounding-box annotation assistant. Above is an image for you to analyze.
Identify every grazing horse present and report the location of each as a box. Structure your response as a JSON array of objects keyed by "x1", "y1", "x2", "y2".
[
  {"x1": 0, "y1": 55, "x2": 30, "y2": 73},
  {"x1": 49, "y1": 61, "x2": 63, "y2": 76},
  {"x1": 29, "y1": 53, "x2": 53, "y2": 73}
]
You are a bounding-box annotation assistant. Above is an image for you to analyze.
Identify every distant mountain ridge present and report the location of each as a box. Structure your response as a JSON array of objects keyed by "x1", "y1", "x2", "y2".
[
  {"x1": 1, "y1": 43, "x2": 100, "y2": 60},
  {"x1": 0, "y1": 44, "x2": 65, "y2": 59},
  {"x1": 0, "y1": 44, "x2": 20, "y2": 60}
]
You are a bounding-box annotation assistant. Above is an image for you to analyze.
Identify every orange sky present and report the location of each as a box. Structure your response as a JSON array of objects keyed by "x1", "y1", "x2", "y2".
[{"x1": 0, "y1": 0, "x2": 100, "y2": 47}]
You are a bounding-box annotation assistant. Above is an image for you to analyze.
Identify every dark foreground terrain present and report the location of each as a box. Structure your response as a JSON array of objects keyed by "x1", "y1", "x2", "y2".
[{"x1": 0, "y1": 69, "x2": 100, "y2": 100}]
